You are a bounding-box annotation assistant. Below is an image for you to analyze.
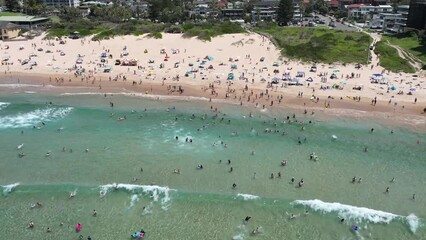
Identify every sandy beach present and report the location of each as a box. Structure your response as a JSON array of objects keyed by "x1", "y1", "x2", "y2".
[
  {"x1": 1, "y1": 32, "x2": 426, "y2": 240},
  {"x1": 0, "y1": 32, "x2": 425, "y2": 129}
]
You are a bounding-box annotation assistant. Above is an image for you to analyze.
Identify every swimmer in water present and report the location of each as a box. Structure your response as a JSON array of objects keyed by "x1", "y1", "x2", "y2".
[
  {"x1": 232, "y1": 183, "x2": 237, "y2": 189},
  {"x1": 173, "y1": 169, "x2": 180, "y2": 174},
  {"x1": 244, "y1": 216, "x2": 251, "y2": 222},
  {"x1": 28, "y1": 221, "x2": 35, "y2": 229},
  {"x1": 92, "y1": 209, "x2": 97, "y2": 216}
]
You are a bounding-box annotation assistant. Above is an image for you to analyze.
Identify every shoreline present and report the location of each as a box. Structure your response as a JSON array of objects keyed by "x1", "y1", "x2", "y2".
[{"x1": 1, "y1": 71, "x2": 425, "y2": 132}]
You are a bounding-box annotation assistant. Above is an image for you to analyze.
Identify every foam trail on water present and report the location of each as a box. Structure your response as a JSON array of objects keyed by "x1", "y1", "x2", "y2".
[
  {"x1": 292, "y1": 199, "x2": 421, "y2": 233},
  {"x1": 2, "y1": 182, "x2": 20, "y2": 195},
  {"x1": 0, "y1": 107, "x2": 73, "y2": 129},
  {"x1": 235, "y1": 193, "x2": 260, "y2": 201},
  {"x1": 99, "y1": 183, "x2": 176, "y2": 210}
]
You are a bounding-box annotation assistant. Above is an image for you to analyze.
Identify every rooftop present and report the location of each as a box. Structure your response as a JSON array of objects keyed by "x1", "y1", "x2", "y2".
[
  {"x1": 0, "y1": 21, "x2": 20, "y2": 29},
  {"x1": 0, "y1": 16, "x2": 50, "y2": 23}
]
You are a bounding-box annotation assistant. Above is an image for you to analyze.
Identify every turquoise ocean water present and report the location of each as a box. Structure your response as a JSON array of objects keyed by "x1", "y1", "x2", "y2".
[{"x1": 0, "y1": 92, "x2": 425, "y2": 240}]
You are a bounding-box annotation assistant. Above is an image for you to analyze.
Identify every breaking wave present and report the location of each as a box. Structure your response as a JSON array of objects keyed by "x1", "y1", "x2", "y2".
[
  {"x1": 235, "y1": 193, "x2": 260, "y2": 201},
  {"x1": 0, "y1": 102, "x2": 10, "y2": 111},
  {"x1": 292, "y1": 199, "x2": 420, "y2": 233},
  {"x1": 0, "y1": 107, "x2": 73, "y2": 129},
  {"x1": 2, "y1": 182, "x2": 20, "y2": 195},
  {"x1": 99, "y1": 183, "x2": 175, "y2": 210}
]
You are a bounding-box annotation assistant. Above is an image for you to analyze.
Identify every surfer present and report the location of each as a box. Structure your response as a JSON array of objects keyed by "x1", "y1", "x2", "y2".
[
  {"x1": 385, "y1": 187, "x2": 390, "y2": 193},
  {"x1": 93, "y1": 209, "x2": 97, "y2": 216}
]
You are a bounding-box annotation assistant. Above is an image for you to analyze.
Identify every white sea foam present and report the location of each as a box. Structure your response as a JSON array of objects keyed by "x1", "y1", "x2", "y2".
[
  {"x1": 292, "y1": 199, "x2": 421, "y2": 233},
  {"x1": 2, "y1": 182, "x2": 19, "y2": 195},
  {"x1": 60, "y1": 91, "x2": 228, "y2": 103},
  {"x1": 232, "y1": 224, "x2": 247, "y2": 240},
  {"x1": 99, "y1": 183, "x2": 175, "y2": 210},
  {"x1": 0, "y1": 102, "x2": 10, "y2": 110},
  {"x1": 0, "y1": 84, "x2": 43, "y2": 88},
  {"x1": 0, "y1": 107, "x2": 73, "y2": 129},
  {"x1": 406, "y1": 214, "x2": 420, "y2": 233},
  {"x1": 129, "y1": 194, "x2": 140, "y2": 208},
  {"x1": 235, "y1": 193, "x2": 260, "y2": 200}
]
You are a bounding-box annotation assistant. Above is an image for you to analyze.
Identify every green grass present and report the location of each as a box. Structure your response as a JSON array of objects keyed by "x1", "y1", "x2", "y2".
[
  {"x1": 374, "y1": 41, "x2": 415, "y2": 73},
  {"x1": 0, "y1": 12, "x2": 26, "y2": 17},
  {"x1": 383, "y1": 32, "x2": 426, "y2": 64},
  {"x1": 182, "y1": 22, "x2": 245, "y2": 41},
  {"x1": 255, "y1": 25, "x2": 372, "y2": 64},
  {"x1": 47, "y1": 20, "x2": 245, "y2": 41}
]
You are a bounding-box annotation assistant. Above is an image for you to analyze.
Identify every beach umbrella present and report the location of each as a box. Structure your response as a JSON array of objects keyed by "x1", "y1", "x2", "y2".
[{"x1": 391, "y1": 86, "x2": 396, "y2": 90}]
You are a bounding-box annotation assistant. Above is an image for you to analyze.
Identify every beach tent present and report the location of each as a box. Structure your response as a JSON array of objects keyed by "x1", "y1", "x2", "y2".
[
  {"x1": 101, "y1": 52, "x2": 107, "y2": 58},
  {"x1": 231, "y1": 64, "x2": 237, "y2": 70},
  {"x1": 122, "y1": 50, "x2": 129, "y2": 56},
  {"x1": 271, "y1": 77, "x2": 280, "y2": 84},
  {"x1": 205, "y1": 56, "x2": 214, "y2": 61},
  {"x1": 103, "y1": 66, "x2": 111, "y2": 73},
  {"x1": 296, "y1": 71, "x2": 305, "y2": 77},
  {"x1": 306, "y1": 77, "x2": 314, "y2": 82},
  {"x1": 310, "y1": 65, "x2": 317, "y2": 72},
  {"x1": 372, "y1": 73, "x2": 383, "y2": 80},
  {"x1": 330, "y1": 73, "x2": 338, "y2": 79},
  {"x1": 76, "y1": 58, "x2": 83, "y2": 64}
]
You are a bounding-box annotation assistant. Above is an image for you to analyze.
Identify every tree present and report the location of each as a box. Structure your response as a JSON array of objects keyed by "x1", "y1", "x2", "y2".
[
  {"x1": 313, "y1": 0, "x2": 328, "y2": 15},
  {"x1": 304, "y1": 3, "x2": 314, "y2": 15},
  {"x1": 5, "y1": 0, "x2": 21, "y2": 12},
  {"x1": 277, "y1": 0, "x2": 294, "y2": 25}
]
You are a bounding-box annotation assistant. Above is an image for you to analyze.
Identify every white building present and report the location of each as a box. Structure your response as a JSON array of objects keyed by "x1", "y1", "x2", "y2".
[
  {"x1": 42, "y1": 0, "x2": 80, "y2": 8},
  {"x1": 368, "y1": 12, "x2": 408, "y2": 34},
  {"x1": 347, "y1": 4, "x2": 393, "y2": 19}
]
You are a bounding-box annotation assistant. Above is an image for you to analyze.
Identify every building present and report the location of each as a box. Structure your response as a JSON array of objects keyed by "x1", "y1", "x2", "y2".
[
  {"x1": 339, "y1": 0, "x2": 387, "y2": 10},
  {"x1": 0, "y1": 16, "x2": 50, "y2": 30},
  {"x1": 346, "y1": 4, "x2": 393, "y2": 19},
  {"x1": 42, "y1": 0, "x2": 80, "y2": 8},
  {"x1": 0, "y1": 22, "x2": 21, "y2": 40},
  {"x1": 406, "y1": 0, "x2": 426, "y2": 30},
  {"x1": 293, "y1": 0, "x2": 302, "y2": 21},
  {"x1": 221, "y1": 2, "x2": 245, "y2": 19},
  {"x1": 369, "y1": 13, "x2": 407, "y2": 34},
  {"x1": 251, "y1": 0, "x2": 279, "y2": 21}
]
